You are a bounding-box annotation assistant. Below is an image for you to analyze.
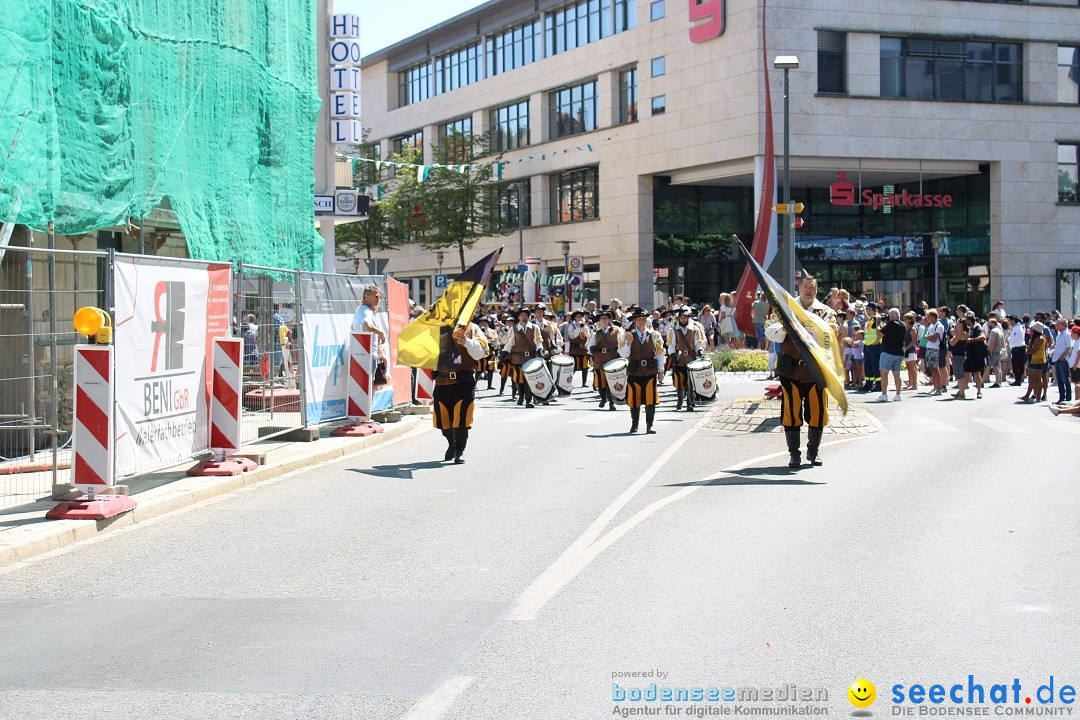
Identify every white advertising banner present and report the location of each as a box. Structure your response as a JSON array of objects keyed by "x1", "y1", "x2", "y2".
[
  {"x1": 299, "y1": 273, "x2": 389, "y2": 422},
  {"x1": 113, "y1": 256, "x2": 232, "y2": 476}
]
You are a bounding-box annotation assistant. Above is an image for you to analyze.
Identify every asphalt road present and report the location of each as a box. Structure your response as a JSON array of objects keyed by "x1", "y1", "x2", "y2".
[{"x1": 1, "y1": 376, "x2": 1079, "y2": 720}]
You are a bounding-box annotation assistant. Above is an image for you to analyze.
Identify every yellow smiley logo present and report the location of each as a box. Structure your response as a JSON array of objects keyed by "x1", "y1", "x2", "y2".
[{"x1": 848, "y1": 678, "x2": 876, "y2": 708}]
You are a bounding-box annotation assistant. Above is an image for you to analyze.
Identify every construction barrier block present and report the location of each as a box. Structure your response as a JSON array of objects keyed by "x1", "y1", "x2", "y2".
[
  {"x1": 46, "y1": 494, "x2": 137, "y2": 521},
  {"x1": 186, "y1": 457, "x2": 259, "y2": 477},
  {"x1": 243, "y1": 387, "x2": 301, "y2": 412},
  {"x1": 330, "y1": 421, "x2": 384, "y2": 438},
  {"x1": 764, "y1": 382, "x2": 782, "y2": 399}
]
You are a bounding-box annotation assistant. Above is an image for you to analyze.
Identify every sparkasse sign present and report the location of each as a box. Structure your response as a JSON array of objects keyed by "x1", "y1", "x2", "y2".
[{"x1": 830, "y1": 172, "x2": 953, "y2": 211}]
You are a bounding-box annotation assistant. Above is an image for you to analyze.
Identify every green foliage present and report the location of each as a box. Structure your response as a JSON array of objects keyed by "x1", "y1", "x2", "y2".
[{"x1": 708, "y1": 348, "x2": 769, "y2": 372}]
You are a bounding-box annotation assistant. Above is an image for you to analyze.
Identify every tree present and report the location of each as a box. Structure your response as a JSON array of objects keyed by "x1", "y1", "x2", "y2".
[
  {"x1": 334, "y1": 200, "x2": 401, "y2": 271},
  {"x1": 381, "y1": 130, "x2": 510, "y2": 272}
]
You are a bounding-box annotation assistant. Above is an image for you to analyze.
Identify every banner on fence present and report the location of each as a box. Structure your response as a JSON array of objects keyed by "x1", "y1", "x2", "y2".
[
  {"x1": 298, "y1": 273, "x2": 392, "y2": 422},
  {"x1": 385, "y1": 277, "x2": 413, "y2": 407},
  {"x1": 113, "y1": 255, "x2": 232, "y2": 475}
]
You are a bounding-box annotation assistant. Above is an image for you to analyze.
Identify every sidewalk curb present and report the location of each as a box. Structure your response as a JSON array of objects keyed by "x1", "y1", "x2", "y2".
[{"x1": 0, "y1": 415, "x2": 430, "y2": 570}]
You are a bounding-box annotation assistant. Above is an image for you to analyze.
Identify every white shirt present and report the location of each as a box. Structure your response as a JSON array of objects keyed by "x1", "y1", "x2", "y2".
[
  {"x1": 1008, "y1": 323, "x2": 1027, "y2": 350},
  {"x1": 1069, "y1": 334, "x2": 1080, "y2": 367},
  {"x1": 351, "y1": 303, "x2": 381, "y2": 357},
  {"x1": 1051, "y1": 329, "x2": 1073, "y2": 363},
  {"x1": 925, "y1": 321, "x2": 944, "y2": 350}
]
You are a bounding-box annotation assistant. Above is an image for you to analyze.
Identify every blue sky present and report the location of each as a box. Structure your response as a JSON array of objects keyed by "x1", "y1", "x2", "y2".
[{"x1": 343, "y1": 0, "x2": 489, "y2": 55}]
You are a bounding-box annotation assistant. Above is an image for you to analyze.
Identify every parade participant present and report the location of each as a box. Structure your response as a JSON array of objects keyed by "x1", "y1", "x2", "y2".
[
  {"x1": 433, "y1": 319, "x2": 489, "y2": 464},
  {"x1": 667, "y1": 307, "x2": 707, "y2": 411},
  {"x1": 504, "y1": 307, "x2": 544, "y2": 407},
  {"x1": 618, "y1": 307, "x2": 666, "y2": 433},
  {"x1": 769, "y1": 321, "x2": 829, "y2": 468},
  {"x1": 589, "y1": 309, "x2": 624, "y2": 410},
  {"x1": 497, "y1": 317, "x2": 516, "y2": 398},
  {"x1": 609, "y1": 298, "x2": 625, "y2": 325},
  {"x1": 535, "y1": 307, "x2": 565, "y2": 399},
  {"x1": 565, "y1": 309, "x2": 592, "y2": 387},
  {"x1": 474, "y1": 316, "x2": 499, "y2": 390}
]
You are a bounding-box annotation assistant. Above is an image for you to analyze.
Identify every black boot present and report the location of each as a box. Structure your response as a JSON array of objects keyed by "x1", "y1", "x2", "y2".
[
  {"x1": 523, "y1": 386, "x2": 534, "y2": 408},
  {"x1": 676, "y1": 387, "x2": 684, "y2": 411},
  {"x1": 645, "y1": 405, "x2": 656, "y2": 433},
  {"x1": 453, "y1": 428, "x2": 468, "y2": 464},
  {"x1": 807, "y1": 427, "x2": 823, "y2": 466},
  {"x1": 442, "y1": 430, "x2": 455, "y2": 461},
  {"x1": 486, "y1": 371, "x2": 493, "y2": 390},
  {"x1": 686, "y1": 389, "x2": 696, "y2": 412},
  {"x1": 629, "y1": 406, "x2": 640, "y2": 433},
  {"x1": 599, "y1": 387, "x2": 607, "y2": 408},
  {"x1": 606, "y1": 388, "x2": 616, "y2": 410},
  {"x1": 581, "y1": 369, "x2": 588, "y2": 388},
  {"x1": 500, "y1": 375, "x2": 508, "y2": 396},
  {"x1": 785, "y1": 428, "x2": 801, "y2": 468},
  {"x1": 516, "y1": 383, "x2": 525, "y2": 406}
]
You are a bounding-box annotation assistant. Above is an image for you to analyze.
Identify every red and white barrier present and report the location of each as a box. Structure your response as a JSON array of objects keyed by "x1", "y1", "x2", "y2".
[
  {"x1": 188, "y1": 338, "x2": 257, "y2": 476},
  {"x1": 415, "y1": 368, "x2": 434, "y2": 405},
  {"x1": 332, "y1": 332, "x2": 384, "y2": 437},
  {"x1": 47, "y1": 346, "x2": 137, "y2": 520}
]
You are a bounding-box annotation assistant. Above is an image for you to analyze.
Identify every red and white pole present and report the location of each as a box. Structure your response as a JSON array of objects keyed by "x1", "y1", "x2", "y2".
[
  {"x1": 332, "y1": 332, "x2": 384, "y2": 437},
  {"x1": 415, "y1": 368, "x2": 434, "y2": 405},
  {"x1": 188, "y1": 338, "x2": 257, "y2": 476}
]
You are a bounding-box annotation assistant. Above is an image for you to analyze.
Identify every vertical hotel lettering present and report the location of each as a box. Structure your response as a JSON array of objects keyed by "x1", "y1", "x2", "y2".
[{"x1": 329, "y1": 13, "x2": 362, "y2": 144}]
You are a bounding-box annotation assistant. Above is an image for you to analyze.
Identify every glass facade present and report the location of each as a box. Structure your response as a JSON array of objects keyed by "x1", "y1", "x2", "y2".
[
  {"x1": 881, "y1": 37, "x2": 1022, "y2": 102},
  {"x1": 495, "y1": 179, "x2": 532, "y2": 228},
  {"x1": 818, "y1": 31, "x2": 847, "y2": 95},
  {"x1": 434, "y1": 43, "x2": 482, "y2": 95},
  {"x1": 1058, "y1": 46, "x2": 1080, "y2": 103},
  {"x1": 439, "y1": 117, "x2": 473, "y2": 163},
  {"x1": 490, "y1": 100, "x2": 530, "y2": 151},
  {"x1": 544, "y1": 0, "x2": 636, "y2": 57},
  {"x1": 551, "y1": 166, "x2": 599, "y2": 223},
  {"x1": 486, "y1": 20, "x2": 541, "y2": 77},
  {"x1": 1058, "y1": 143, "x2": 1079, "y2": 203},
  {"x1": 398, "y1": 62, "x2": 432, "y2": 107},
  {"x1": 654, "y1": 169, "x2": 992, "y2": 313},
  {"x1": 550, "y1": 80, "x2": 598, "y2": 138},
  {"x1": 619, "y1": 67, "x2": 638, "y2": 123}
]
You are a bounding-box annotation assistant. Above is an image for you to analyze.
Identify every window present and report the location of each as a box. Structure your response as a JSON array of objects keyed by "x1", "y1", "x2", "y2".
[
  {"x1": 486, "y1": 20, "x2": 541, "y2": 77},
  {"x1": 619, "y1": 67, "x2": 638, "y2": 123},
  {"x1": 1059, "y1": 144, "x2": 1079, "y2": 203},
  {"x1": 650, "y1": 0, "x2": 665, "y2": 20},
  {"x1": 544, "y1": 0, "x2": 636, "y2": 57},
  {"x1": 495, "y1": 179, "x2": 532, "y2": 228},
  {"x1": 817, "y1": 31, "x2": 847, "y2": 94},
  {"x1": 434, "y1": 42, "x2": 482, "y2": 95},
  {"x1": 880, "y1": 37, "x2": 1022, "y2": 102},
  {"x1": 355, "y1": 142, "x2": 381, "y2": 186},
  {"x1": 392, "y1": 131, "x2": 423, "y2": 156},
  {"x1": 439, "y1": 117, "x2": 473, "y2": 163},
  {"x1": 398, "y1": 62, "x2": 431, "y2": 107},
  {"x1": 490, "y1": 100, "x2": 530, "y2": 151},
  {"x1": 551, "y1": 166, "x2": 599, "y2": 222},
  {"x1": 651, "y1": 56, "x2": 665, "y2": 77},
  {"x1": 651, "y1": 95, "x2": 666, "y2": 115},
  {"x1": 550, "y1": 79, "x2": 598, "y2": 138},
  {"x1": 1058, "y1": 46, "x2": 1080, "y2": 104}
]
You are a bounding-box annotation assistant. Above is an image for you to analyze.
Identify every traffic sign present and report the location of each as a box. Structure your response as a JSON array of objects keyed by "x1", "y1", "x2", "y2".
[
  {"x1": 570, "y1": 275, "x2": 582, "y2": 287},
  {"x1": 567, "y1": 255, "x2": 584, "y2": 273},
  {"x1": 517, "y1": 264, "x2": 527, "y2": 273},
  {"x1": 434, "y1": 274, "x2": 449, "y2": 288},
  {"x1": 774, "y1": 202, "x2": 805, "y2": 214},
  {"x1": 793, "y1": 217, "x2": 805, "y2": 229}
]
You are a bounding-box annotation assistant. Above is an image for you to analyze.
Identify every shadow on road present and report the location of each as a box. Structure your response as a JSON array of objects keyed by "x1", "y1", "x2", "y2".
[
  {"x1": 349, "y1": 461, "x2": 448, "y2": 480},
  {"x1": 664, "y1": 466, "x2": 826, "y2": 487}
]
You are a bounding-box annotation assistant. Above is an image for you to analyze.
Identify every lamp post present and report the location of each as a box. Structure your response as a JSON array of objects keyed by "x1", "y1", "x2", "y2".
[
  {"x1": 560, "y1": 240, "x2": 575, "y2": 313},
  {"x1": 930, "y1": 231, "x2": 949, "y2": 308},
  {"x1": 774, "y1": 55, "x2": 799, "y2": 294}
]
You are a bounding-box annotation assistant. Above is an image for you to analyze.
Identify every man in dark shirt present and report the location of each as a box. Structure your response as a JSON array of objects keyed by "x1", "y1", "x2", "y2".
[{"x1": 876, "y1": 308, "x2": 908, "y2": 402}]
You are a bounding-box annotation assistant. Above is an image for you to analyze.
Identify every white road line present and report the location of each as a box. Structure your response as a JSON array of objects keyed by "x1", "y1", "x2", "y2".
[
  {"x1": 510, "y1": 415, "x2": 869, "y2": 621},
  {"x1": 972, "y1": 417, "x2": 1030, "y2": 434},
  {"x1": 401, "y1": 675, "x2": 475, "y2": 720},
  {"x1": 567, "y1": 413, "x2": 616, "y2": 425},
  {"x1": 907, "y1": 416, "x2": 960, "y2": 432},
  {"x1": 1041, "y1": 417, "x2": 1080, "y2": 434}
]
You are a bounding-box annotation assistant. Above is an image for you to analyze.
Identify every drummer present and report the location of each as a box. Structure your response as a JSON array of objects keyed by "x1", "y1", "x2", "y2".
[
  {"x1": 565, "y1": 309, "x2": 591, "y2": 388},
  {"x1": 504, "y1": 306, "x2": 544, "y2": 408},
  {"x1": 497, "y1": 313, "x2": 516, "y2": 398},
  {"x1": 618, "y1": 307, "x2": 667, "y2": 434},
  {"x1": 667, "y1": 307, "x2": 707, "y2": 411},
  {"x1": 589, "y1": 308, "x2": 624, "y2": 410},
  {"x1": 432, "y1": 318, "x2": 488, "y2": 464},
  {"x1": 474, "y1": 315, "x2": 499, "y2": 391}
]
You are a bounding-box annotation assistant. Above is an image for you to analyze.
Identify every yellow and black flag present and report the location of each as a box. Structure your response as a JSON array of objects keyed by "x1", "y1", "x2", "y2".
[
  {"x1": 397, "y1": 247, "x2": 503, "y2": 370},
  {"x1": 735, "y1": 237, "x2": 848, "y2": 415}
]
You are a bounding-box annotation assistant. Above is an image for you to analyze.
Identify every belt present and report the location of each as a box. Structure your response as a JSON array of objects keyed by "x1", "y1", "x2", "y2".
[{"x1": 637, "y1": 360, "x2": 656, "y2": 367}]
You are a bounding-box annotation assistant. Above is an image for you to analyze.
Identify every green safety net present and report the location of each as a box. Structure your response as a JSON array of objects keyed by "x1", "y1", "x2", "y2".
[{"x1": 0, "y1": 0, "x2": 323, "y2": 269}]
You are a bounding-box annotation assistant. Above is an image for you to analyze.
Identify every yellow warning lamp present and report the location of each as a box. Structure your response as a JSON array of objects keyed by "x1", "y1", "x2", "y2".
[{"x1": 73, "y1": 306, "x2": 113, "y2": 344}]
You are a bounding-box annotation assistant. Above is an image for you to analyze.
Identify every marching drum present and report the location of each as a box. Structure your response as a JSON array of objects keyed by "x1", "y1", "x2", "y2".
[
  {"x1": 603, "y1": 358, "x2": 629, "y2": 405},
  {"x1": 551, "y1": 354, "x2": 575, "y2": 394},
  {"x1": 687, "y1": 358, "x2": 717, "y2": 400},
  {"x1": 522, "y1": 357, "x2": 555, "y2": 400}
]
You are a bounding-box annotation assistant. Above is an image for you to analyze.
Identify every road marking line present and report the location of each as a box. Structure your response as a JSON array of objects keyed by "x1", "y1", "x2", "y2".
[
  {"x1": 1041, "y1": 417, "x2": 1080, "y2": 434},
  {"x1": 972, "y1": 417, "x2": 1029, "y2": 434},
  {"x1": 511, "y1": 416, "x2": 868, "y2": 622},
  {"x1": 567, "y1": 413, "x2": 615, "y2": 425},
  {"x1": 401, "y1": 675, "x2": 474, "y2": 720},
  {"x1": 907, "y1": 417, "x2": 959, "y2": 432}
]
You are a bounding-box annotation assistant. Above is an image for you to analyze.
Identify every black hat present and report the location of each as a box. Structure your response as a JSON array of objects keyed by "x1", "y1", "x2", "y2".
[
  {"x1": 628, "y1": 307, "x2": 649, "y2": 319},
  {"x1": 515, "y1": 306, "x2": 531, "y2": 317},
  {"x1": 597, "y1": 309, "x2": 613, "y2": 319},
  {"x1": 477, "y1": 316, "x2": 490, "y2": 325},
  {"x1": 677, "y1": 307, "x2": 694, "y2": 317},
  {"x1": 571, "y1": 309, "x2": 585, "y2": 318},
  {"x1": 533, "y1": 302, "x2": 546, "y2": 311}
]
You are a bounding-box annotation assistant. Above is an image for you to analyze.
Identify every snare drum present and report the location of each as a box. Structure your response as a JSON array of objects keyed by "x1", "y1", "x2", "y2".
[
  {"x1": 550, "y1": 354, "x2": 575, "y2": 394},
  {"x1": 603, "y1": 358, "x2": 629, "y2": 405},
  {"x1": 687, "y1": 358, "x2": 717, "y2": 399},
  {"x1": 522, "y1": 357, "x2": 555, "y2": 400}
]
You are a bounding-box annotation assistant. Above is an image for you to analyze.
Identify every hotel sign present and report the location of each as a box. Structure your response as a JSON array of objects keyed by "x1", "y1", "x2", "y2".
[
  {"x1": 329, "y1": 14, "x2": 362, "y2": 144},
  {"x1": 830, "y1": 172, "x2": 953, "y2": 211},
  {"x1": 689, "y1": 0, "x2": 725, "y2": 43}
]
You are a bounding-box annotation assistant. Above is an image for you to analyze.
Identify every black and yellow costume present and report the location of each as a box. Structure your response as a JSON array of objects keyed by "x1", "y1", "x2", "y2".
[
  {"x1": 777, "y1": 335, "x2": 828, "y2": 468},
  {"x1": 432, "y1": 324, "x2": 488, "y2": 464},
  {"x1": 618, "y1": 310, "x2": 666, "y2": 433},
  {"x1": 589, "y1": 314, "x2": 621, "y2": 410}
]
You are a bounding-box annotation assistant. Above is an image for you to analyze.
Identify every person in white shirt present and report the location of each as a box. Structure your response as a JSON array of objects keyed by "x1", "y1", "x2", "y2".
[
  {"x1": 351, "y1": 285, "x2": 386, "y2": 376},
  {"x1": 1068, "y1": 324, "x2": 1080, "y2": 401},
  {"x1": 1051, "y1": 318, "x2": 1074, "y2": 403},
  {"x1": 1006, "y1": 315, "x2": 1027, "y2": 386},
  {"x1": 922, "y1": 309, "x2": 946, "y2": 396}
]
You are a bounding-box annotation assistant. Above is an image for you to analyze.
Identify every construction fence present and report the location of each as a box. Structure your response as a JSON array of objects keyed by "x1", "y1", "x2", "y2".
[{"x1": 0, "y1": 244, "x2": 412, "y2": 512}]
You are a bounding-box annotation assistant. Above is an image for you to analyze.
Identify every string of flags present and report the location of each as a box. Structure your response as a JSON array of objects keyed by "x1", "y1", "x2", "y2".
[{"x1": 338, "y1": 142, "x2": 597, "y2": 195}]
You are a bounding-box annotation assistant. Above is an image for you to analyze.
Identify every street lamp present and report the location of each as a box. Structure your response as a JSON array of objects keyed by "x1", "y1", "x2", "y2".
[
  {"x1": 774, "y1": 55, "x2": 799, "y2": 294},
  {"x1": 929, "y1": 231, "x2": 949, "y2": 308},
  {"x1": 560, "y1": 240, "x2": 575, "y2": 313},
  {"x1": 436, "y1": 250, "x2": 445, "y2": 275}
]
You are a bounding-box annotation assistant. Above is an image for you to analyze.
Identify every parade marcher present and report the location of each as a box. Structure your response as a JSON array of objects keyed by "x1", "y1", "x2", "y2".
[
  {"x1": 433, "y1": 319, "x2": 489, "y2": 464},
  {"x1": 497, "y1": 317, "x2": 516, "y2": 398},
  {"x1": 565, "y1": 309, "x2": 592, "y2": 387},
  {"x1": 618, "y1": 307, "x2": 666, "y2": 433},
  {"x1": 769, "y1": 321, "x2": 829, "y2": 468},
  {"x1": 589, "y1": 309, "x2": 623, "y2": 410},
  {"x1": 474, "y1": 316, "x2": 499, "y2": 390},
  {"x1": 504, "y1": 306, "x2": 544, "y2": 408},
  {"x1": 667, "y1": 307, "x2": 706, "y2": 411}
]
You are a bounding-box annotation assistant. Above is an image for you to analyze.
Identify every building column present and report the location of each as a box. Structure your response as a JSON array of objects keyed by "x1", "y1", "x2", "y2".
[
  {"x1": 319, "y1": 218, "x2": 337, "y2": 273},
  {"x1": 532, "y1": 91, "x2": 548, "y2": 145},
  {"x1": 598, "y1": 69, "x2": 617, "y2": 128},
  {"x1": 422, "y1": 124, "x2": 437, "y2": 165}
]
